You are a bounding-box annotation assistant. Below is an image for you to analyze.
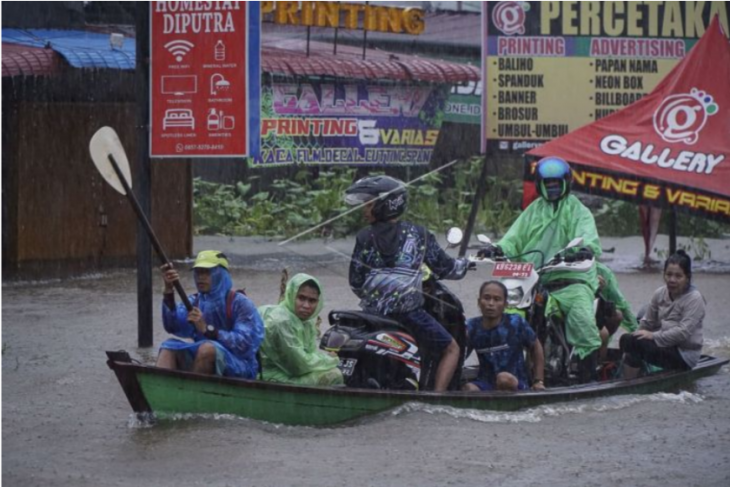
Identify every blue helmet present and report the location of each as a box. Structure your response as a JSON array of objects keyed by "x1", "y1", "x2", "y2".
[{"x1": 535, "y1": 157, "x2": 572, "y2": 202}]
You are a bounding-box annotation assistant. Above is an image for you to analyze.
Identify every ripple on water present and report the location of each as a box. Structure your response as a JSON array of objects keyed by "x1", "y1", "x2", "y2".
[
  {"x1": 389, "y1": 391, "x2": 705, "y2": 424},
  {"x1": 704, "y1": 337, "x2": 730, "y2": 354}
]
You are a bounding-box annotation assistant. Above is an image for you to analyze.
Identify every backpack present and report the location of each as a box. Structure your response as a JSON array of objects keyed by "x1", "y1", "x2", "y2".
[
  {"x1": 225, "y1": 289, "x2": 263, "y2": 379},
  {"x1": 359, "y1": 225, "x2": 426, "y2": 315}
]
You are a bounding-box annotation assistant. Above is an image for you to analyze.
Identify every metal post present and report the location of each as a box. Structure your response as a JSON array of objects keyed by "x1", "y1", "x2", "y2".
[
  {"x1": 306, "y1": 26, "x2": 311, "y2": 57},
  {"x1": 669, "y1": 206, "x2": 677, "y2": 255},
  {"x1": 136, "y1": 3, "x2": 153, "y2": 348},
  {"x1": 362, "y1": 1, "x2": 368, "y2": 60},
  {"x1": 459, "y1": 155, "x2": 490, "y2": 257}
]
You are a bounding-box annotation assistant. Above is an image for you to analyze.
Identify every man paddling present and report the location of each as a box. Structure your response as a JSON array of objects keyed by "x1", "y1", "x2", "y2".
[{"x1": 156, "y1": 250, "x2": 264, "y2": 378}]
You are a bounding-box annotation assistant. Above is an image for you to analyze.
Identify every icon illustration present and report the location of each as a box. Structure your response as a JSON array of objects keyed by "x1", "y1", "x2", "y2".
[
  {"x1": 492, "y1": 2, "x2": 529, "y2": 36},
  {"x1": 163, "y1": 109, "x2": 195, "y2": 130},
  {"x1": 162, "y1": 75, "x2": 198, "y2": 96},
  {"x1": 653, "y1": 88, "x2": 718, "y2": 145},
  {"x1": 210, "y1": 74, "x2": 230, "y2": 96},
  {"x1": 207, "y1": 108, "x2": 235, "y2": 131},
  {"x1": 214, "y1": 40, "x2": 226, "y2": 61},
  {"x1": 164, "y1": 39, "x2": 195, "y2": 62}
]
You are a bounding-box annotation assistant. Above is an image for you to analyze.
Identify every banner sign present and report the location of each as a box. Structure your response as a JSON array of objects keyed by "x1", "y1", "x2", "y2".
[
  {"x1": 445, "y1": 83, "x2": 482, "y2": 125},
  {"x1": 252, "y1": 82, "x2": 448, "y2": 166},
  {"x1": 522, "y1": 161, "x2": 730, "y2": 222},
  {"x1": 526, "y1": 18, "x2": 730, "y2": 223},
  {"x1": 261, "y1": 2, "x2": 425, "y2": 35},
  {"x1": 483, "y1": 1, "x2": 729, "y2": 152},
  {"x1": 150, "y1": 1, "x2": 261, "y2": 158}
]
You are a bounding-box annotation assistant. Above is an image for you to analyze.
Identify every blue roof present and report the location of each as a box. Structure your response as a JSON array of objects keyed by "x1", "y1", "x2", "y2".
[{"x1": 2, "y1": 29, "x2": 135, "y2": 70}]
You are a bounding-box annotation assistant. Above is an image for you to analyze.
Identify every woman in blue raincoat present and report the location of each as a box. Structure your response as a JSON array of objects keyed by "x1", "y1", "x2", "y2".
[{"x1": 156, "y1": 250, "x2": 264, "y2": 379}]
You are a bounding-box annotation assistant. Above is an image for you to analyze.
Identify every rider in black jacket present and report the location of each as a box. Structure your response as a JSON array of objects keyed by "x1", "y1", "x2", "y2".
[{"x1": 346, "y1": 176, "x2": 470, "y2": 392}]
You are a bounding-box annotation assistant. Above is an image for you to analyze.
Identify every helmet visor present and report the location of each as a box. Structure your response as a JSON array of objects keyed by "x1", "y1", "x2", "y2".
[
  {"x1": 344, "y1": 192, "x2": 375, "y2": 206},
  {"x1": 542, "y1": 180, "x2": 564, "y2": 201}
]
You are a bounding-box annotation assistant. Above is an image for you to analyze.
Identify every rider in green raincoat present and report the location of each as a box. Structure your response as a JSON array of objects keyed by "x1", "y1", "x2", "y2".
[
  {"x1": 258, "y1": 273, "x2": 344, "y2": 386},
  {"x1": 480, "y1": 157, "x2": 602, "y2": 382}
]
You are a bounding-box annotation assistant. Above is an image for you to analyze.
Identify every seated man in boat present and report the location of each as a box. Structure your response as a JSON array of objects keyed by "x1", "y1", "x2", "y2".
[
  {"x1": 477, "y1": 157, "x2": 602, "y2": 383},
  {"x1": 156, "y1": 250, "x2": 265, "y2": 379},
  {"x1": 258, "y1": 273, "x2": 344, "y2": 386},
  {"x1": 463, "y1": 281, "x2": 546, "y2": 392}
]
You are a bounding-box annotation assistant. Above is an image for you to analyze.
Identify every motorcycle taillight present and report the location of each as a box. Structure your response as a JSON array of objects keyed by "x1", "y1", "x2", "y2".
[{"x1": 321, "y1": 328, "x2": 350, "y2": 351}]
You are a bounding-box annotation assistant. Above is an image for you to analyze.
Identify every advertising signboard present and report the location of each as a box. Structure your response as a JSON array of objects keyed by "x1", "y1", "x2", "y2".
[
  {"x1": 482, "y1": 1, "x2": 729, "y2": 153},
  {"x1": 150, "y1": 2, "x2": 261, "y2": 158},
  {"x1": 252, "y1": 81, "x2": 448, "y2": 166}
]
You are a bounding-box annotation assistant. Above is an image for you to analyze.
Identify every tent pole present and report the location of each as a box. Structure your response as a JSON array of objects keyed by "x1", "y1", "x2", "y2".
[
  {"x1": 459, "y1": 155, "x2": 489, "y2": 257},
  {"x1": 669, "y1": 206, "x2": 677, "y2": 255}
]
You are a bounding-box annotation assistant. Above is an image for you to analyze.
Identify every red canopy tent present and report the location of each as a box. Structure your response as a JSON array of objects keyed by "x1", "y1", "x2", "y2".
[{"x1": 526, "y1": 17, "x2": 730, "y2": 258}]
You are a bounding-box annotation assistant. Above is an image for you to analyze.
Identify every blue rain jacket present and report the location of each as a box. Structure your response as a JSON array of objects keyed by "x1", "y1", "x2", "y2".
[{"x1": 160, "y1": 267, "x2": 264, "y2": 379}]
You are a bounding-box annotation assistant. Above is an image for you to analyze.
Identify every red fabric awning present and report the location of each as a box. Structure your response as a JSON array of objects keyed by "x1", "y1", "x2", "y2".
[
  {"x1": 527, "y1": 18, "x2": 730, "y2": 223},
  {"x1": 2, "y1": 42, "x2": 62, "y2": 77}
]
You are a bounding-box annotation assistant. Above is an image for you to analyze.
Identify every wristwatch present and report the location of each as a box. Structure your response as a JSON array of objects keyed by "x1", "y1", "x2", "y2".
[{"x1": 204, "y1": 324, "x2": 218, "y2": 339}]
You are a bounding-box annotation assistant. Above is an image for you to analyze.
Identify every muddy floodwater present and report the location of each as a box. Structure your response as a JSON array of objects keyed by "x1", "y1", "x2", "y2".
[{"x1": 3, "y1": 236, "x2": 730, "y2": 486}]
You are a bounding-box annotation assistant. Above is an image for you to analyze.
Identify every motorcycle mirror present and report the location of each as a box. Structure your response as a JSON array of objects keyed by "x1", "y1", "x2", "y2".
[
  {"x1": 566, "y1": 237, "x2": 584, "y2": 249},
  {"x1": 446, "y1": 227, "x2": 463, "y2": 246},
  {"x1": 476, "y1": 234, "x2": 492, "y2": 244}
]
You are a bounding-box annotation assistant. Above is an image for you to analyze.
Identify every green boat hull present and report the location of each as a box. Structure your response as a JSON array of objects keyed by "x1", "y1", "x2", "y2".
[{"x1": 108, "y1": 352, "x2": 727, "y2": 426}]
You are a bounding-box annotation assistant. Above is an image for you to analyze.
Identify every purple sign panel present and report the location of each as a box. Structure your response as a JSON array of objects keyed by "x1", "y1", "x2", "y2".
[{"x1": 253, "y1": 82, "x2": 448, "y2": 166}]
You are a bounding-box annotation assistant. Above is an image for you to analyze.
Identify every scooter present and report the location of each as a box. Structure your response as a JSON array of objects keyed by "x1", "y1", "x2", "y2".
[
  {"x1": 466, "y1": 234, "x2": 596, "y2": 386},
  {"x1": 320, "y1": 233, "x2": 467, "y2": 391}
]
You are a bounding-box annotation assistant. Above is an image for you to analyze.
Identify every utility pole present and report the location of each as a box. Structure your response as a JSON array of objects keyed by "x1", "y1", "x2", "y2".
[{"x1": 135, "y1": 2, "x2": 153, "y2": 347}]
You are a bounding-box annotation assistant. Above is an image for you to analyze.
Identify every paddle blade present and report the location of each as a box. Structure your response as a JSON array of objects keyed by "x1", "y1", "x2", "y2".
[{"x1": 89, "y1": 127, "x2": 132, "y2": 195}]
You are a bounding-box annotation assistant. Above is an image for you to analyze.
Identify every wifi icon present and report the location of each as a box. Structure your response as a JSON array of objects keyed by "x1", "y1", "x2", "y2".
[{"x1": 164, "y1": 40, "x2": 194, "y2": 62}]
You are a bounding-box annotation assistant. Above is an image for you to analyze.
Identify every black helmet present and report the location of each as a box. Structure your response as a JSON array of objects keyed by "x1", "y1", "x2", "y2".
[
  {"x1": 344, "y1": 175, "x2": 407, "y2": 222},
  {"x1": 535, "y1": 157, "x2": 572, "y2": 202}
]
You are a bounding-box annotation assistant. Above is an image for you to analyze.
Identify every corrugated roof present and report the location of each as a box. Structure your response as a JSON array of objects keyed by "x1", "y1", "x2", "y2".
[
  {"x1": 1, "y1": 23, "x2": 479, "y2": 83},
  {"x1": 2, "y1": 42, "x2": 62, "y2": 77},
  {"x1": 262, "y1": 38, "x2": 479, "y2": 83},
  {"x1": 2, "y1": 29, "x2": 135, "y2": 70}
]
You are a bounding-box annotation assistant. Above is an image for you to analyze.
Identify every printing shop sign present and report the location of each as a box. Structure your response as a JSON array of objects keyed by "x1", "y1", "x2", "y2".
[
  {"x1": 150, "y1": 2, "x2": 261, "y2": 158},
  {"x1": 252, "y1": 81, "x2": 448, "y2": 166}
]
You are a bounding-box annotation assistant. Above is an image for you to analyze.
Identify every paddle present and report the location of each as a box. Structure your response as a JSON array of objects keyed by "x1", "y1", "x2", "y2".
[{"x1": 89, "y1": 126, "x2": 193, "y2": 311}]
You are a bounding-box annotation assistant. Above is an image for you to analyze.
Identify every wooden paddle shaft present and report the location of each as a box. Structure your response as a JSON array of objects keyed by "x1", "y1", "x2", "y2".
[{"x1": 108, "y1": 154, "x2": 193, "y2": 311}]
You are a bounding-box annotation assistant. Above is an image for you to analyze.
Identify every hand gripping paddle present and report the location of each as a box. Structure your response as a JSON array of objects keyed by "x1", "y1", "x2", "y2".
[{"x1": 89, "y1": 127, "x2": 193, "y2": 311}]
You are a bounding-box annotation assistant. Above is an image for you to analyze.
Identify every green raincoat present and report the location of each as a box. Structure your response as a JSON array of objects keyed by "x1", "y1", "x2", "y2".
[
  {"x1": 258, "y1": 274, "x2": 344, "y2": 386},
  {"x1": 497, "y1": 195, "x2": 602, "y2": 359},
  {"x1": 595, "y1": 261, "x2": 638, "y2": 332}
]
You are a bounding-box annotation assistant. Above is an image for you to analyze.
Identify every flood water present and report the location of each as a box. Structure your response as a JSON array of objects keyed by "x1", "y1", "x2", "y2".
[{"x1": 3, "y1": 236, "x2": 730, "y2": 486}]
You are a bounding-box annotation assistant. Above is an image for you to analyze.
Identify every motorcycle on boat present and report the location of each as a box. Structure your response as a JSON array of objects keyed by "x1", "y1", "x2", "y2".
[{"x1": 319, "y1": 231, "x2": 468, "y2": 392}]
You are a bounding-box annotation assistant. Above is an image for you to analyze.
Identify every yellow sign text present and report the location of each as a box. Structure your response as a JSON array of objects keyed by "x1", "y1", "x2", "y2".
[{"x1": 261, "y1": 1, "x2": 425, "y2": 35}]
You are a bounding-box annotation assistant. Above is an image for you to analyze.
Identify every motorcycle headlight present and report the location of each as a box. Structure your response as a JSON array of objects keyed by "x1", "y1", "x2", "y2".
[{"x1": 507, "y1": 288, "x2": 524, "y2": 307}]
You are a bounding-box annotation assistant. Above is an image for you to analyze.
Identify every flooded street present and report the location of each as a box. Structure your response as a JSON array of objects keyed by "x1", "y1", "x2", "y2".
[{"x1": 3, "y1": 236, "x2": 730, "y2": 487}]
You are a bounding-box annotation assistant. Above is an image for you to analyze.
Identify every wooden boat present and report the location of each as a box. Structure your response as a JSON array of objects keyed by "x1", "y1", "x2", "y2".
[{"x1": 107, "y1": 350, "x2": 727, "y2": 426}]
